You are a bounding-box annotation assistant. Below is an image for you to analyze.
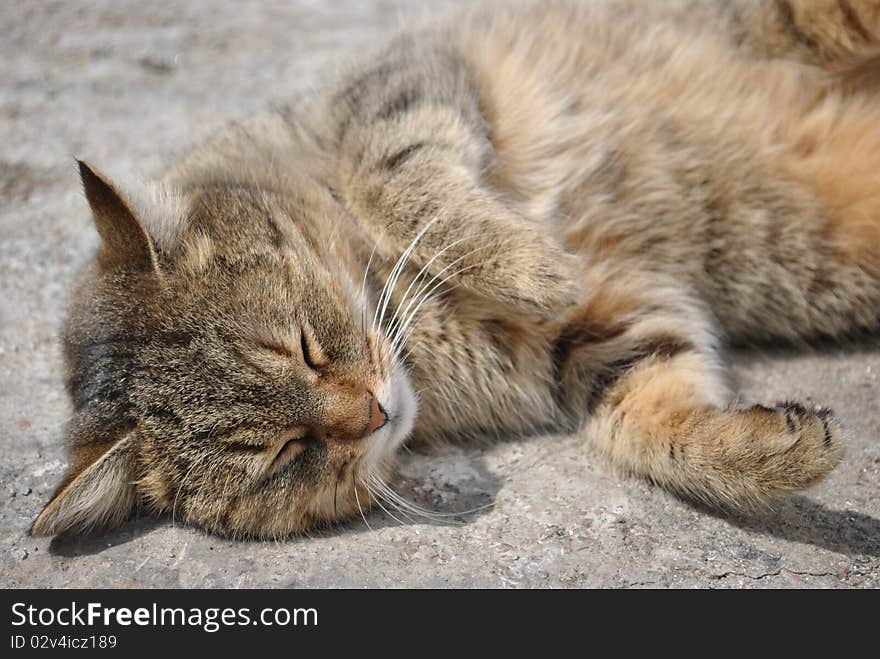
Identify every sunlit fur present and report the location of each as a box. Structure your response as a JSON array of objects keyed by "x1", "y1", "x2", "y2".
[{"x1": 34, "y1": 0, "x2": 880, "y2": 539}]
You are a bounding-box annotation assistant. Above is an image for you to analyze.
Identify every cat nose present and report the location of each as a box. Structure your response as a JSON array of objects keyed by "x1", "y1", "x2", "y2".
[{"x1": 364, "y1": 396, "x2": 388, "y2": 437}]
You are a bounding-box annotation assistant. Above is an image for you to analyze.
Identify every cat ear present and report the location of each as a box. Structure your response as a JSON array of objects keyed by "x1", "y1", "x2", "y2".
[
  {"x1": 77, "y1": 160, "x2": 158, "y2": 273},
  {"x1": 30, "y1": 431, "x2": 139, "y2": 537}
]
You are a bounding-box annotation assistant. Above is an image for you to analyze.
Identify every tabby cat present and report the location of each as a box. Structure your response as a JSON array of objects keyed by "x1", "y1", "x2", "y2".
[{"x1": 32, "y1": 0, "x2": 880, "y2": 539}]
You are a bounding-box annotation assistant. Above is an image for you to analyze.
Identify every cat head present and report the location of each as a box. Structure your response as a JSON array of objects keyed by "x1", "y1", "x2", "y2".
[{"x1": 31, "y1": 161, "x2": 417, "y2": 539}]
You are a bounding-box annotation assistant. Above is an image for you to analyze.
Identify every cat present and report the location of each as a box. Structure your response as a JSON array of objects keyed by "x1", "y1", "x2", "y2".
[{"x1": 31, "y1": 0, "x2": 880, "y2": 539}]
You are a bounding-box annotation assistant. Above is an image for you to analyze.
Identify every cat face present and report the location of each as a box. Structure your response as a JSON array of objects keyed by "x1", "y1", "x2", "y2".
[{"x1": 31, "y1": 162, "x2": 417, "y2": 539}]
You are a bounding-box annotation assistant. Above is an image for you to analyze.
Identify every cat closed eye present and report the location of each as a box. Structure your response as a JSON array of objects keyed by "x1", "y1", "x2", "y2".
[{"x1": 300, "y1": 327, "x2": 329, "y2": 373}]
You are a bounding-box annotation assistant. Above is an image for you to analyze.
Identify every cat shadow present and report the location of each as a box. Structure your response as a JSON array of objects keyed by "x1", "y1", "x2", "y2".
[
  {"x1": 323, "y1": 446, "x2": 503, "y2": 538},
  {"x1": 714, "y1": 495, "x2": 880, "y2": 557},
  {"x1": 48, "y1": 515, "x2": 166, "y2": 557},
  {"x1": 727, "y1": 332, "x2": 878, "y2": 370}
]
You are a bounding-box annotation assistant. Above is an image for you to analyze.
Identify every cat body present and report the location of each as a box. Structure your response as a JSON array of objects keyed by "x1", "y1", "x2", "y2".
[{"x1": 33, "y1": 0, "x2": 880, "y2": 538}]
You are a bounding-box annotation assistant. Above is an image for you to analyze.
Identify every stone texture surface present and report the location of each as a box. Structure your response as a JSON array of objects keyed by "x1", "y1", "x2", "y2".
[{"x1": 1, "y1": 0, "x2": 878, "y2": 589}]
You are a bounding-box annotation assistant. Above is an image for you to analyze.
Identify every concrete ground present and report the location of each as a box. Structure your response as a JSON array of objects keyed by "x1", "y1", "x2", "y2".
[{"x1": 1, "y1": 0, "x2": 878, "y2": 589}]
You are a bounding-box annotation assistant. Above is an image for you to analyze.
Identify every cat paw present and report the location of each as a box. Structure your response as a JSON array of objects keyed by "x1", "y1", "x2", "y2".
[
  {"x1": 745, "y1": 401, "x2": 845, "y2": 488},
  {"x1": 471, "y1": 241, "x2": 584, "y2": 319}
]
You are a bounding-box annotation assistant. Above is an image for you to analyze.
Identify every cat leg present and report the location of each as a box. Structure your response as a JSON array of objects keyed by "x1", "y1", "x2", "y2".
[
  {"x1": 324, "y1": 40, "x2": 581, "y2": 318},
  {"x1": 584, "y1": 351, "x2": 844, "y2": 509},
  {"x1": 557, "y1": 271, "x2": 844, "y2": 509}
]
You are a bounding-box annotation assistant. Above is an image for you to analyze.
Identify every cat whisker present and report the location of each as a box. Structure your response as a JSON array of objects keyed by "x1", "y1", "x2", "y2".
[
  {"x1": 390, "y1": 264, "x2": 480, "y2": 356},
  {"x1": 373, "y1": 492, "x2": 422, "y2": 526},
  {"x1": 364, "y1": 475, "x2": 423, "y2": 525},
  {"x1": 373, "y1": 211, "x2": 445, "y2": 335},
  {"x1": 353, "y1": 477, "x2": 374, "y2": 532},
  {"x1": 382, "y1": 235, "x2": 472, "y2": 344},
  {"x1": 373, "y1": 211, "x2": 468, "y2": 367},
  {"x1": 397, "y1": 286, "x2": 454, "y2": 353},
  {"x1": 371, "y1": 478, "x2": 447, "y2": 522},
  {"x1": 369, "y1": 472, "x2": 495, "y2": 522},
  {"x1": 367, "y1": 474, "x2": 457, "y2": 524},
  {"x1": 384, "y1": 239, "x2": 499, "y2": 353},
  {"x1": 386, "y1": 240, "x2": 493, "y2": 337},
  {"x1": 364, "y1": 479, "x2": 409, "y2": 527},
  {"x1": 360, "y1": 243, "x2": 379, "y2": 335},
  {"x1": 389, "y1": 277, "x2": 463, "y2": 354}
]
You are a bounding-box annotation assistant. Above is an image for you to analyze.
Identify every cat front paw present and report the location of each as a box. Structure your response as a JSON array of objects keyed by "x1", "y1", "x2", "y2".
[
  {"x1": 472, "y1": 242, "x2": 584, "y2": 319},
  {"x1": 744, "y1": 401, "x2": 845, "y2": 488}
]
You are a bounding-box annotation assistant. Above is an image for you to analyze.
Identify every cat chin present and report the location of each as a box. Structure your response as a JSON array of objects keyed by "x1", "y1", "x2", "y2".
[{"x1": 363, "y1": 362, "x2": 418, "y2": 471}]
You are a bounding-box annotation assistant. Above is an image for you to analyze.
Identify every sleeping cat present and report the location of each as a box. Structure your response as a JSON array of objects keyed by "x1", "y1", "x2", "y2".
[{"x1": 32, "y1": 0, "x2": 880, "y2": 539}]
